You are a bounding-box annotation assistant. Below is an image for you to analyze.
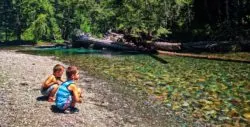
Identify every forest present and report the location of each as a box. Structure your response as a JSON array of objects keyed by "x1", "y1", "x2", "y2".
[
  {"x1": 1, "y1": 1, "x2": 250, "y2": 126},
  {"x1": 0, "y1": 0, "x2": 250, "y2": 51}
]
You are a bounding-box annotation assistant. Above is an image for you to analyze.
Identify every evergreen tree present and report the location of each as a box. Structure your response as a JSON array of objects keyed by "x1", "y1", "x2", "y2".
[
  {"x1": 0, "y1": 0, "x2": 15, "y2": 41},
  {"x1": 22, "y1": 0, "x2": 61, "y2": 41},
  {"x1": 0, "y1": 0, "x2": 249, "y2": 42}
]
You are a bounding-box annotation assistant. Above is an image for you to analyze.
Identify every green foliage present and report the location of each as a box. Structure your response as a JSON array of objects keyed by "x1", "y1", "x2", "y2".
[
  {"x1": 1, "y1": 0, "x2": 250, "y2": 42},
  {"x1": 22, "y1": 0, "x2": 62, "y2": 41},
  {"x1": 50, "y1": 18, "x2": 62, "y2": 40},
  {"x1": 22, "y1": 27, "x2": 35, "y2": 40},
  {"x1": 54, "y1": 40, "x2": 64, "y2": 43},
  {"x1": 156, "y1": 27, "x2": 172, "y2": 37},
  {"x1": 175, "y1": 0, "x2": 193, "y2": 6},
  {"x1": 80, "y1": 20, "x2": 91, "y2": 33},
  {"x1": 27, "y1": 14, "x2": 49, "y2": 41}
]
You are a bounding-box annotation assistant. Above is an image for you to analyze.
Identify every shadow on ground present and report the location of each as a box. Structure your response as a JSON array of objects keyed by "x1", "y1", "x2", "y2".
[
  {"x1": 36, "y1": 96, "x2": 65, "y2": 113},
  {"x1": 50, "y1": 105, "x2": 65, "y2": 113},
  {"x1": 36, "y1": 96, "x2": 48, "y2": 101}
]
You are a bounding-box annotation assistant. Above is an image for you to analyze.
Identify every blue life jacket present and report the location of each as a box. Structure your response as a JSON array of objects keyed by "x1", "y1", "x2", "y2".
[{"x1": 55, "y1": 80, "x2": 74, "y2": 110}]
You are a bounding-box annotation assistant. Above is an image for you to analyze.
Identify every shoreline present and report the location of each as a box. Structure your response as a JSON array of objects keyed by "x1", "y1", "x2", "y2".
[{"x1": 0, "y1": 50, "x2": 194, "y2": 126}]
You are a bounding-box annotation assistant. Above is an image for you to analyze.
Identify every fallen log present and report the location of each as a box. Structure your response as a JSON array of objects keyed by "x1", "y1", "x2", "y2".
[
  {"x1": 73, "y1": 33, "x2": 248, "y2": 53},
  {"x1": 157, "y1": 50, "x2": 250, "y2": 63},
  {"x1": 181, "y1": 41, "x2": 233, "y2": 52},
  {"x1": 154, "y1": 42, "x2": 182, "y2": 51},
  {"x1": 73, "y1": 37, "x2": 136, "y2": 51}
]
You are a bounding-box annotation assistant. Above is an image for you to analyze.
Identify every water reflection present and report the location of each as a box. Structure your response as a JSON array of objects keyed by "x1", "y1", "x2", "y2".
[{"x1": 32, "y1": 47, "x2": 168, "y2": 64}]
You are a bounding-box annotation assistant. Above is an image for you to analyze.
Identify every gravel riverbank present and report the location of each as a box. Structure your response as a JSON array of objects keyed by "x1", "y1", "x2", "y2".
[{"x1": 0, "y1": 50, "x2": 198, "y2": 127}]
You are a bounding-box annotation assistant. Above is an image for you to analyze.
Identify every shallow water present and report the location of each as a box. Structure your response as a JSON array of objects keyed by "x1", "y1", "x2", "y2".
[{"x1": 21, "y1": 47, "x2": 250, "y2": 125}]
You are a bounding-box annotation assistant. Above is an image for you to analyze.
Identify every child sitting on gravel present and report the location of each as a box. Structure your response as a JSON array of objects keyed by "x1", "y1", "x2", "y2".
[
  {"x1": 55, "y1": 66, "x2": 82, "y2": 113},
  {"x1": 41, "y1": 64, "x2": 65, "y2": 102}
]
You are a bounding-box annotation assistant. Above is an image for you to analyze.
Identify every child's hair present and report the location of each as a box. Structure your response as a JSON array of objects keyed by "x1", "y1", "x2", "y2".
[
  {"x1": 66, "y1": 66, "x2": 78, "y2": 79},
  {"x1": 53, "y1": 64, "x2": 65, "y2": 73}
]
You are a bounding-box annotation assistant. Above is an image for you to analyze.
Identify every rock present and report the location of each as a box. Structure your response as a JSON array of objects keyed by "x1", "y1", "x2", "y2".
[
  {"x1": 20, "y1": 82, "x2": 28, "y2": 86},
  {"x1": 143, "y1": 81, "x2": 154, "y2": 86}
]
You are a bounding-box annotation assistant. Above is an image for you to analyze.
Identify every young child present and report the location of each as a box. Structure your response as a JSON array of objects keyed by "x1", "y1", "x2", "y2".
[
  {"x1": 55, "y1": 66, "x2": 82, "y2": 113},
  {"x1": 41, "y1": 64, "x2": 65, "y2": 102}
]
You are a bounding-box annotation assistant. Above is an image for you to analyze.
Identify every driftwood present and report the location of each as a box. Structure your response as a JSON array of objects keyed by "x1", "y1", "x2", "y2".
[
  {"x1": 181, "y1": 41, "x2": 233, "y2": 52},
  {"x1": 73, "y1": 34, "x2": 181, "y2": 52},
  {"x1": 157, "y1": 50, "x2": 250, "y2": 63},
  {"x1": 154, "y1": 42, "x2": 182, "y2": 51},
  {"x1": 104, "y1": 32, "x2": 124, "y2": 42},
  {"x1": 72, "y1": 33, "x2": 250, "y2": 52},
  {"x1": 73, "y1": 37, "x2": 136, "y2": 51}
]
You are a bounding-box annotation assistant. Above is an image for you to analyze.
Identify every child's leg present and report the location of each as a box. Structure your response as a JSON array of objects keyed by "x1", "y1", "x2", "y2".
[
  {"x1": 78, "y1": 88, "x2": 82, "y2": 97},
  {"x1": 69, "y1": 99, "x2": 79, "y2": 113},
  {"x1": 63, "y1": 100, "x2": 78, "y2": 114},
  {"x1": 59, "y1": 96, "x2": 79, "y2": 113},
  {"x1": 61, "y1": 96, "x2": 72, "y2": 111},
  {"x1": 48, "y1": 85, "x2": 59, "y2": 102},
  {"x1": 70, "y1": 101, "x2": 76, "y2": 108}
]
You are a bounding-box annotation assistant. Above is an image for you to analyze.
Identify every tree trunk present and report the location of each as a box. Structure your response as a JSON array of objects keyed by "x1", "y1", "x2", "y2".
[
  {"x1": 217, "y1": 0, "x2": 222, "y2": 21},
  {"x1": 164, "y1": 0, "x2": 168, "y2": 27},
  {"x1": 16, "y1": 7, "x2": 22, "y2": 41},
  {"x1": 16, "y1": 28, "x2": 21, "y2": 41},
  {"x1": 204, "y1": 0, "x2": 212, "y2": 22},
  {"x1": 225, "y1": 0, "x2": 229, "y2": 23},
  {"x1": 5, "y1": 27, "x2": 8, "y2": 41},
  {"x1": 3, "y1": 0, "x2": 8, "y2": 41},
  {"x1": 55, "y1": 0, "x2": 59, "y2": 13}
]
